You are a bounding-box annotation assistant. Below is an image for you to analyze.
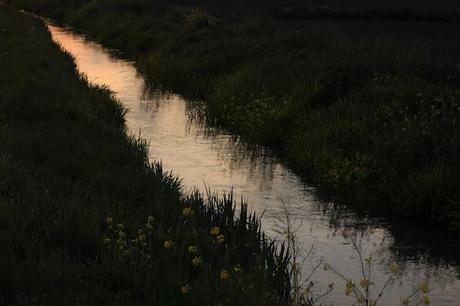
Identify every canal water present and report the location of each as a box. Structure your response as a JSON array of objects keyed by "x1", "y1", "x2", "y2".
[{"x1": 47, "y1": 22, "x2": 460, "y2": 305}]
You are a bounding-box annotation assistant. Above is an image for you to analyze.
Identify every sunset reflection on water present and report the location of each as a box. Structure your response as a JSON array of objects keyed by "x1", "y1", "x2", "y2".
[{"x1": 48, "y1": 23, "x2": 460, "y2": 305}]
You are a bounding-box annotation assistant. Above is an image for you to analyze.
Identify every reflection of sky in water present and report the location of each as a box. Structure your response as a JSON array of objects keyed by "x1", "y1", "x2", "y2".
[{"x1": 48, "y1": 23, "x2": 460, "y2": 305}]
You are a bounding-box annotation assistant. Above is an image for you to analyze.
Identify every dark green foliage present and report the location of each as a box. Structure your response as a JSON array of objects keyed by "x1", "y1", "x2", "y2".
[
  {"x1": 0, "y1": 7, "x2": 290, "y2": 305},
  {"x1": 9, "y1": 0, "x2": 460, "y2": 236}
]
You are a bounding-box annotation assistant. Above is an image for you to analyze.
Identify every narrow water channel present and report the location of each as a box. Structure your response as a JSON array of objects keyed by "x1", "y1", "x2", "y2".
[{"x1": 47, "y1": 23, "x2": 460, "y2": 305}]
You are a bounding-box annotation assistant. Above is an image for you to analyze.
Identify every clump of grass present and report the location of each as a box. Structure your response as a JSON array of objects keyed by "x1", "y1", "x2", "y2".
[{"x1": 101, "y1": 192, "x2": 291, "y2": 305}]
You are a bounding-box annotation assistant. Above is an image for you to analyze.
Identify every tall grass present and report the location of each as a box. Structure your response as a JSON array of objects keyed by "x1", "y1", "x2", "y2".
[
  {"x1": 0, "y1": 7, "x2": 291, "y2": 305},
  {"x1": 9, "y1": 0, "x2": 460, "y2": 235}
]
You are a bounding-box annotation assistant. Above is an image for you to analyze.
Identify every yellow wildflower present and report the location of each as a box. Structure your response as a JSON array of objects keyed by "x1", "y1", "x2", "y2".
[
  {"x1": 216, "y1": 234, "x2": 225, "y2": 244},
  {"x1": 390, "y1": 263, "x2": 400, "y2": 273},
  {"x1": 233, "y1": 265, "x2": 241, "y2": 273},
  {"x1": 145, "y1": 216, "x2": 154, "y2": 230},
  {"x1": 192, "y1": 256, "x2": 202, "y2": 266},
  {"x1": 145, "y1": 222, "x2": 154, "y2": 231},
  {"x1": 182, "y1": 207, "x2": 193, "y2": 217},
  {"x1": 345, "y1": 279, "x2": 353, "y2": 296},
  {"x1": 164, "y1": 240, "x2": 174, "y2": 249},
  {"x1": 359, "y1": 278, "x2": 372, "y2": 289},
  {"x1": 188, "y1": 245, "x2": 198, "y2": 254},
  {"x1": 210, "y1": 226, "x2": 220, "y2": 236},
  {"x1": 220, "y1": 269, "x2": 229, "y2": 280},
  {"x1": 420, "y1": 281, "x2": 429, "y2": 294},
  {"x1": 180, "y1": 284, "x2": 191, "y2": 295},
  {"x1": 364, "y1": 256, "x2": 373, "y2": 264}
]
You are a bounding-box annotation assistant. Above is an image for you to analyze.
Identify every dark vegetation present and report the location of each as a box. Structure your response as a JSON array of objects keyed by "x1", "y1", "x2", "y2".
[
  {"x1": 9, "y1": 0, "x2": 460, "y2": 237},
  {"x1": 0, "y1": 7, "x2": 291, "y2": 305}
]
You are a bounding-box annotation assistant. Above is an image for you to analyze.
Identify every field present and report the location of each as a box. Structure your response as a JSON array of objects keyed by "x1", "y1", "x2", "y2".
[
  {"x1": 0, "y1": 6, "x2": 291, "y2": 305},
  {"x1": 10, "y1": 0, "x2": 460, "y2": 236}
]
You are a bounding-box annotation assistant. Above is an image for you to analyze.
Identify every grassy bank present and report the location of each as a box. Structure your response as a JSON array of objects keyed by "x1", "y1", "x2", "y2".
[
  {"x1": 9, "y1": 0, "x2": 460, "y2": 236},
  {"x1": 0, "y1": 7, "x2": 291, "y2": 305}
]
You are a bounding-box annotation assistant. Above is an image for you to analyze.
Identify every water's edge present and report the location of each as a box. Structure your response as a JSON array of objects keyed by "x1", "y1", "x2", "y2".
[{"x1": 46, "y1": 21, "x2": 460, "y2": 305}]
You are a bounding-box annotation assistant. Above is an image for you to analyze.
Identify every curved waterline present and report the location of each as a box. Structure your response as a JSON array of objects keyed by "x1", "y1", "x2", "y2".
[{"x1": 47, "y1": 22, "x2": 460, "y2": 305}]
